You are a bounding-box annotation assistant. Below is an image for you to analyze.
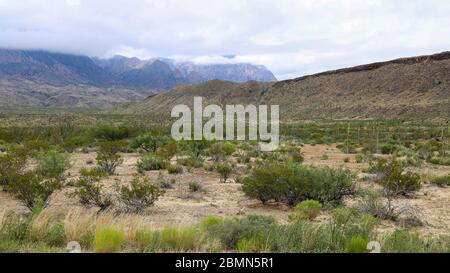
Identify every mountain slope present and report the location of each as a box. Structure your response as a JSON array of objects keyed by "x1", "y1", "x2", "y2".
[
  {"x1": 119, "y1": 51, "x2": 450, "y2": 122},
  {"x1": 0, "y1": 49, "x2": 277, "y2": 108}
]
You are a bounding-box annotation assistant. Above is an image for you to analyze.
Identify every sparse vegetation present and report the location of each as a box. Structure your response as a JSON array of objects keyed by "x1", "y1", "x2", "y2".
[{"x1": 115, "y1": 176, "x2": 164, "y2": 213}]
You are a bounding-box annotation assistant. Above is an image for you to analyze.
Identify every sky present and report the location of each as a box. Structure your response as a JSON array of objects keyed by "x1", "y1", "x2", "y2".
[{"x1": 0, "y1": 0, "x2": 449, "y2": 80}]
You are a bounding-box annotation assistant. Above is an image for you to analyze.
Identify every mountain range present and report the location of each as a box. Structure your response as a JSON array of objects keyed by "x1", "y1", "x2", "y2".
[
  {"x1": 119, "y1": 51, "x2": 450, "y2": 122},
  {"x1": 0, "y1": 49, "x2": 276, "y2": 108}
]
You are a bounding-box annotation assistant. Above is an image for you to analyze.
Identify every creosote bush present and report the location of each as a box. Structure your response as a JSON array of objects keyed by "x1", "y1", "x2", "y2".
[
  {"x1": 96, "y1": 141, "x2": 124, "y2": 175},
  {"x1": 137, "y1": 154, "x2": 169, "y2": 173},
  {"x1": 8, "y1": 172, "x2": 63, "y2": 210},
  {"x1": 167, "y1": 164, "x2": 183, "y2": 174},
  {"x1": 369, "y1": 158, "x2": 421, "y2": 196},
  {"x1": 214, "y1": 162, "x2": 234, "y2": 183},
  {"x1": 430, "y1": 175, "x2": 450, "y2": 187},
  {"x1": 68, "y1": 168, "x2": 112, "y2": 212},
  {"x1": 0, "y1": 153, "x2": 27, "y2": 188},
  {"x1": 37, "y1": 150, "x2": 71, "y2": 179},
  {"x1": 115, "y1": 176, "x2": 164, "y2": 213},
  {"x1": 242, "y1": 162, "x2": 355, "y2": 206}
]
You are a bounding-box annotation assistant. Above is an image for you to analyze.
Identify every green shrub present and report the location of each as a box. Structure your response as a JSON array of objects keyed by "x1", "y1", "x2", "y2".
[
  {"x1": 242, "y1": 162, "x2": 355, "y2": 206},
  {"x1": 0, "y1": 153, "x2": 27, "y2": 187},
  {"x1": 430, "y1": 175, "x2": 450, "y2": 187},
  {"x1": 8, "y1": 172, "x2": 63, "y2": 210},
  {"x1": 115, "y1": 176, "x2": 164, "y2": 213},
  {"x1": 214, "y1": 162, "x2": 233, "y2": 183},
  {"x1": 167, "y1": 164, "x2": 183, "y2": 174},
  {"x1": 130, "y1": 133, "x2": 170, "y2": 153},
  {"x1": 204, "y1": 215, "x2": 277, "y2": 249},
  {"x1": 96, "y1": 141, "x2": 124, "y2": 175},
  {"x1": 188, "y1": 181, "x2": 203, "y2": 192},
  {"x1": 93, "y1": 227, "x2": 124, "y2": 253},
  {"x1": 429, "y1": 157, "x2": 450, "y2": 166},
  {"x1": 93, "y1": 125, "x2": 135, "y2": 141},
  {"x1": 289, "y1": 200, "x2": 322, "y2": 221},
  {"x1": 346, "y1": 236, "x2": 369, "y2": 253},
  {"x1": 371, "y1": 159, "x2": 421, "y2": 196},
  {"x1": 68, "y1": 168, "x2": 112, "y2": 211},
  {"x1": 37, "y1": 151, "x2": 71, "y2": 179},
  {"x1": 178, "y1": 156, "x2": 204, "y2": 168},
  {"x1": 137, "y1": 154, "x2": 169, "y2": 173}
]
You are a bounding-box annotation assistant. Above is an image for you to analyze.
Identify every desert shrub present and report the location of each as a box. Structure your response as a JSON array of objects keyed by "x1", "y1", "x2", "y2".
[
  {"x1": 289, "y1": 200, "x2": 322, "y2": 221},
  {"x1": 204, "y1": 215, "x2": 277, "y2": 250},
  {"x1": 178, "y1": 156, "x2": 204, "y2": 168},
  {"x1": 188, "y1": 181, "x2": 203, "y2": 192},
  {"x1": 96, "y1": 141, "x2": 124, "y2": 175},
  {"x1": 429, "y1": 157, "x2": 450, "y2": 166},
  {"x1": 430, "y1": 175, "x2": 450, "y2": 187},
  {"x1": 167, "y1": 164, "x2": 183, "y2": 174},
  {"x1": 242, "y1": 162, "x2": 355, "y2": 206},
  {"x1": 24, "y1": 140, "x2": 53, "y2": 155},
  {"x1": 346, "y1": 236, "x2": 369, "y2": 253},
  {"x1": 370, "y1": 158, "x2": 421, "y2": 196},
  {"x1": 179, "y1": 138, "x2": 212, "y2": 158},
  {"x1": 358, "y1": 190, "x2": 397, "y2": 220},
  {"x1": 156, "y1": 141, "x2": 179, "y2": 160},
  {"x1": 37, "y1": 150, "x2": 71, "y2": 179},
  {"x1": 115, "y1": 176, "x2": 164, "y2": 213},
  {"x1": 137, "y1": 154, "x2": 169, "y2": 173},
  {"x1": 130, "y1": 133, "x2": 170, "y2": 153},
  {"x1": 207, "y1": 142, "x2": 236, "y2": 162},
  {"x1": 157, "y1": 172, "x2": 175, "y2": 189},
  {"x1": 0, "y1": 153, "x2": 27, "y2": 187},
  {"x1": 93, "y1": 125, "x2": 135, "y2": 141},
  {"x1": 8, "y1": 172, "x2": 63, "y2": 210},
  {"x1": 93, "y1": 227, "x2": 124, "y2": 253},
  {"x1": 214, "y1": 162, "x2": 233, "y2": 183},
  {"x1": 68, "y1": 168, "x2": 112, "y2": 211}
]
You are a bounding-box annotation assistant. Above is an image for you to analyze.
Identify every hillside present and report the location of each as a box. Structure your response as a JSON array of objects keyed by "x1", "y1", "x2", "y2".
[{"x1": 119, "y1": 52, "x2": 450, "y2": 122}]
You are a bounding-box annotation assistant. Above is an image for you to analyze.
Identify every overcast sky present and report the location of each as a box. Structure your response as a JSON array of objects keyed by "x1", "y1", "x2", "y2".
[{"x1": 0, "y1": 0, "x2": 449, "y2": 79}]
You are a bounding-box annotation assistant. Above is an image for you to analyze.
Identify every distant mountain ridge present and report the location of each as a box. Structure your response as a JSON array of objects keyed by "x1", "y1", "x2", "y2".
[{"x1": 0, "y1": 49, "x2": 277, "y2": 108}]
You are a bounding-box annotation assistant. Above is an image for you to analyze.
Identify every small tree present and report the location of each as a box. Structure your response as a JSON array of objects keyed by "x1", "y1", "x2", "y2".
[
  {"x1": 37, "y1": 150, "x2": 71, "y2": 179},
  {"x1": 8, "y1": 171, "x2": 63, "y2": 210},
  {"x1": 96, "y1": 141, "x2": 124, "y2": 175},
  {"x1": 68, "y1": 168, "x2": 112, "y2": 212},
  {"x1": 0, "y1": 153, "x2": 27, "y2": 188},
  {"x1": 215, "y1": 163, "x2": 233, "y2": 183},
  {"x1": 130, "y1": 133, "x2": 170, "y2": 153},
  {"x1": 115, "y1": 176, "x2": 164, "y2": 213}
]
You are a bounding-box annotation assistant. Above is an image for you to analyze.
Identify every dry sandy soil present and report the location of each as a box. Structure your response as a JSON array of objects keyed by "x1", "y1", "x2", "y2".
[{"x1": 1, "y1": 144, "x2": 449, "y2": 235}]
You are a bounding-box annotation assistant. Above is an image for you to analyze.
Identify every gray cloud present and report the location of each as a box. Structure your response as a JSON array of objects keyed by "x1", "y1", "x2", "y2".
[{"x1": 0, "y1": 0, "x2": 449, "y2": 79}]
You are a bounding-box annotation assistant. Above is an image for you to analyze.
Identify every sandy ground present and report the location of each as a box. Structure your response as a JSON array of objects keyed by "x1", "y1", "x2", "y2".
[{"x1": 1, "y1": 144, "x2": 449, "y2": 234}]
